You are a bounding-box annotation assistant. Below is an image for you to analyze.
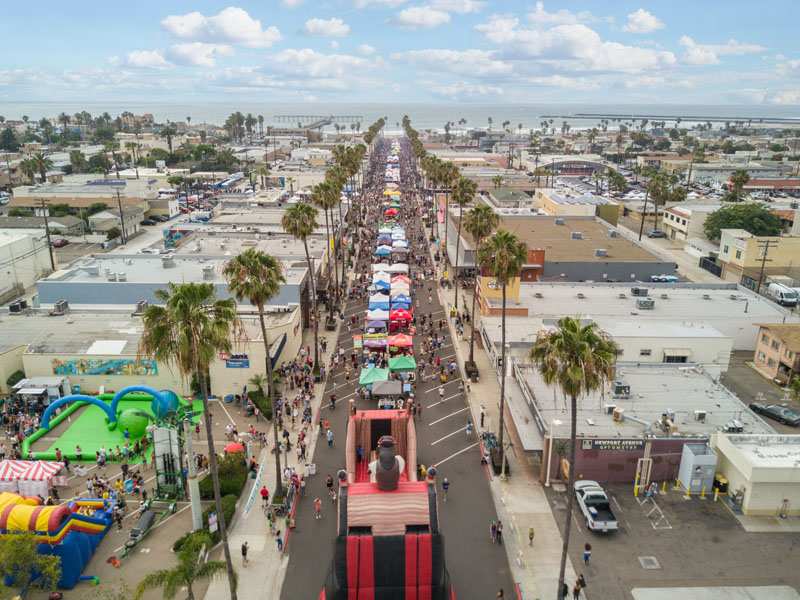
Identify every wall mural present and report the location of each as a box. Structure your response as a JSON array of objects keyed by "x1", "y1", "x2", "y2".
[{"x1": 51, "y1": 358, "x2": 159, "y2": 376}]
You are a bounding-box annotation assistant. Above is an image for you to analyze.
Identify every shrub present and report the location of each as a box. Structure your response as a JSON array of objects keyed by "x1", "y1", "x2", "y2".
[
  {"x1": 5, "y1": 370, "x2": 25, "y2": 389},
  {"x1": 199, "y1": 453, "x2": 248, "y2": 499},
  {"x1": 248, "y1": 389, "x2": 272, "y2": 420},
  {"x1": 173, "y1": 494, "x2": 238, "y2": 551}
]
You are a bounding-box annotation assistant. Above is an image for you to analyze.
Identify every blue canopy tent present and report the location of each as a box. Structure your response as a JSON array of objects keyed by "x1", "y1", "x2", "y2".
[
  {"x1": 374, "y1": 280, "x2": 391, "y2": 291},
  {"x1": 374, "y1": 245, "x2": 392, "y2": 257}
]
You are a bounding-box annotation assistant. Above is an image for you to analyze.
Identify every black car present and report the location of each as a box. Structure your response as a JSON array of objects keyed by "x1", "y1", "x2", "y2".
[
  {"x1": 749, "y1": 402, "x2": 800, "y2": 426},
  {"x1": 140, "y1": 219, "x2": 157, "y2": 226}
]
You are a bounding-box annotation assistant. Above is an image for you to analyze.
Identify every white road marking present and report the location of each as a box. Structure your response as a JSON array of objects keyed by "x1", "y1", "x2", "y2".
[
  {"x1": 432, "y1": 442, "x2": 479, "y2": 467},
  {"x1": 426, "y1": 394, "x2": 461, "y2": 409},
  {"x1": 429, "y1": 407, "x2": 469, "y2": 426},
  {"x1": 431, "y1": 428, "x2": 466, "y2": 446},
  {"x1": 212, "y1": 399, "x2": 236, "y2": 426}
]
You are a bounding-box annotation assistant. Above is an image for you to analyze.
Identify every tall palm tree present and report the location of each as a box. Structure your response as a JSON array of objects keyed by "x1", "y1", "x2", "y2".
[
  {"x1": 139, "y1": 283, "x2": 239, "y2": 600},
  {"x1": 451, "y1": 176, "x2": 477, "y2": 310},
  {"x1": 223, "y1": 249, "x2": 286, "y2": 497},
  {"x1": 440, "y1": 162, "x2": 460, "y2": 266},
  {"x1": 529, "y1": 318, "x2": 618, "y2": 600},
  {"x1": 282, "y1": 203, "x2": 321, "y2": 375},
  {"x1": 160, "y1": 122, "x2": 177, "y2": 154},
  {"x1": 476, "y1": 230, "x2": 527, "y2": 474},
  {"x1": 134, "y1": 531, "x2": 231, "y2": 600},
  {"x1": 31, "y1": 152, "x2": 53, "y2": 183},
  {"x1": 462, "y1": 205, "x2": 498, "y2": 364}
]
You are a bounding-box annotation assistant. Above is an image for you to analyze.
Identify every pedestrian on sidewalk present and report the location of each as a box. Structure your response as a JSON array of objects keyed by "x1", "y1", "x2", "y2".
[
  {"x1": 314, "y1": 497, "x2": 322, "y2": 519},
  {"x1": 480, "y1": 405, "x2": 486, "y2": 429},
  {"x1": 496, "y1": 520, "x2": 503, "y2": 545},
  {"x1": 583, "y1": 542, "x2": 592, "y2": 566},
  {"x1": 528, "y1": 526, "x2": 535, "y2": 546},
  {"x1": 276, "y1": 530, "x2": 283, "y2": 553},
  {"x1": 490, "y1": 520, "x2": 497, "y2": 543},
  {"x1": 260, "y1": 485, "x2": 270, "y2": 507},
  {"x1": 572, "y1": 580, "x2": 582, "y2": 600},
  {"x1": 241, "y1": 541, "x2": 249, "y2": 566}
]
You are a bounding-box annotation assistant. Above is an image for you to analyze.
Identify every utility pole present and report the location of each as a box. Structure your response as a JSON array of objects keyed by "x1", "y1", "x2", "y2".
[
  {"x1": 39, "y1": 199, "x2": 55, "y2": 271},
  {"x1": 755, "y1": 239, "x2": 778, "y2": 294},
  {"x1": 115, "y1": 189, "x2": 127, "y2": 243},
  {"x1": 183, "y1": 417, "x2": 203, "y2": 531}
]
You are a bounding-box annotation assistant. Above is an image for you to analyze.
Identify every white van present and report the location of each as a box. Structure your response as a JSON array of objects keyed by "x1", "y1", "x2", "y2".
[{"x1": 766, "y1": 282, "x2": 799, "y2": 307}]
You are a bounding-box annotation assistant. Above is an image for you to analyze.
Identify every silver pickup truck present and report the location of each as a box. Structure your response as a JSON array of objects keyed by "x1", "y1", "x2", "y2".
[{"x1": 574, "y1": 480, "x2": 618, "y2": 533}]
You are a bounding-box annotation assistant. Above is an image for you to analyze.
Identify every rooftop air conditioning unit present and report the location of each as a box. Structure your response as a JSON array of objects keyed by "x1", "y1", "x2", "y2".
[
  {"x1": 595, "y1": 248, "x2": 608, "y2": 257},
  {"x1": 660, "y1": 293, "x2": 669, "y2": 299},
  {"x1": 534, "y1": 292, "x2": 543, "y2": 299},
  {"x1": 577, "y1": 293, "x2": 586, "y2": 299},
  {"x1": 571, "y1": 231, "x2": 583, "y2": 240},
  {"x1": 612, "y1": 381, "x2": 631, "y2": 398},
  {"x1": 604, "y1": 404, "x2": 617, "y2": 415},
  {"x1": 134, "y1": 300, "x2": 148, "y2": 315},
  {"x1": 618, "y1": 293, "x2": 627, "y2": 299},
  {"x1": 8, "y1": 300, "x2": 24, "y2": 315},
  {"x1": 162, "y1": 256, "x2": 175, "y2": 268},
  {"x1": 85, "y1": 264, "x2": 100, "y2": 276},
  {"x1": 694, "y1": 410, "x2": 707, "y2": 423},
  {"x1": 107, "y1": 272, "x2": 117, "y2": 281},
  {"x1": 702, "y1": 294, "x2": 712, "y2": 300},
  {"x1": 637, "y1": 297, "x2": 655, "y2": 310},
  {"x1": 116, "y1": 272, "x2": 127, "y2": 282},
  {"x1": 612, "y1": 407, "x2": 625, "y2": 422},
  {"x1": 50, "y1": 299, "x2": 69, "y2": 316},
  {"x1": 631, "y1": 286, "x2": 648, "y2": 296},
  {"x1": 555, "y1": 217, "x2": 565, "y2": 225},
  {"x1": 202, "y1": 265, "x2": 215, "y2": 281},
  {"x1": 724, "y1": 419, "x2": 744, "y2": 433}
]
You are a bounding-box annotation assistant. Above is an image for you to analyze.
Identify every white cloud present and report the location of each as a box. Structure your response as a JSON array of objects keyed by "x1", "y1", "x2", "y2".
[
  {"x1": 527, "y1": 2, "x2": 597, "y2": 26},
  {"x1": 623, "y1": 75, "x2": 692, "y2": 89},
  {"x1": 429, "y1": 0, "x2": 485, "y2": 14},
  {"x1": 304, "y1": 17, "x2": 351, "y2": 37},
  {"x1": 282, "y1": 0, "x2": 303, "y2": 6},
  {"x1": 623, "y1": 9, "x2": 664, "y2": 34},
  {"x1": 125, "y1": 50, "x2": 172, "y2": 69},
  {"x1": 393, "y1": 49, "x2": 511, "y2": 76},
  {"x1": 271, "y1": 48, "x2": 373, "y2": 79},
  {"x1": 680, "y1": 36, "x2": 766, "y2": 66},
  {"x1": 355, "y1": 0, "x2": 407, "y2": 6},
  {"x1": 526, "y1": 75, "x2": 599, "y2": 90},
  {"x1": 161, "y1": 7, "x2": 281, "y2": 48},
  {"x1": 168, "y1": 43, "x2": 234, "y2": 67},
  {"x1": 394, "y1": 6, "x2": 451, "y2": 28},
  {"x1": 476, "y1": 18, "x2": 676, "y2": 72},
  {"x1": 357, "y1": 44, "x2": 376, "y2": 55},
  {"x1": 771, "y1": 90, "x2": 800, "y2": 105},
  {"x1": 431, "y1": 81, "x2": 503, "y2": 99},
  {"x1": 330, "y1": 40, "x2": 340, "y2": 49}
]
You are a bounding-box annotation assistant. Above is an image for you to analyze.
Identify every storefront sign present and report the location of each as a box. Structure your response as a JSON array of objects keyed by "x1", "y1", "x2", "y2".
[
  {"x1": 582, "y1": 439, "x2": 645, "y2": 451},
  {"x1": 225, "y1": 354, "x2": 250, "y2": 369}
]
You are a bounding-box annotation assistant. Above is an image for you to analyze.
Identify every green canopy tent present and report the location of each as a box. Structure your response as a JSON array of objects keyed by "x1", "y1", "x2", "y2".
[
  {"x1": 359, "y1": 367, "x2": 390, "y2": 386},
  {"x1": 388, "y1": 355, "x2": 417, "y2": 372}
]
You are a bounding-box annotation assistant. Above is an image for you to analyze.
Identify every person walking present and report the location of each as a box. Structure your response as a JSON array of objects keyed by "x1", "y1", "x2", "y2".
[
  {"x1": 326, "y1": 428, "x2": 334, "y2": 448},
  {"x1": 465, "y1": 419, "x2": 473, "y2": 437},
  {"x1": 276, "y1": 530, "x2": 284, "y2": 553},
  {"x1": 441, "y1": 477, "x2": 450, "y2": 502},
  {"x1": 572, "y1": 580, "x2": 582, "y2": 600},
  {"x1": 495, "y1": 520, "x2": 503, "y2": 545},
  {"x1": 490, "y1": 520, "x2": 497, "y2": 544},
  {"x1": 439, "y1": 387, "x2": 444, "y2": 401},
  {"x1": 314, "y1": 497, "x2": 322, "y2": 520},
  {"x1": 241, "y1": 541, "x2": 249, "y2": 566},
  {"x1": 260, "y1": 485, "x2": 270, "y2": 508},
  {"x1": 583, "y1": 542, "x2": 592, "y2": 566},
  {"x1": 528, "y1": 526, "x2": 535, "y2": 546},
  {"x1": 480, "y1": 405, "x2": 486, "y2": 429}
]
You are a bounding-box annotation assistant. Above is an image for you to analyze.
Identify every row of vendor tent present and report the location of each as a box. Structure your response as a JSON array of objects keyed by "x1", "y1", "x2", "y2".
[
  {"x1": 0, "y1": 459, "x2": 65, "y2": 497},
  {"x1": 368, "y1": 295, "x2": 411, "y2": 310},
  {"x1": 359, "y1": 356, "x2": 417, "y2": 383},
  {"x1": 366, "y1": 308, "x2": 413, "y2": 321},
  {"x1": 372, "y1": 263, "x2": 408, "y2": 273}
]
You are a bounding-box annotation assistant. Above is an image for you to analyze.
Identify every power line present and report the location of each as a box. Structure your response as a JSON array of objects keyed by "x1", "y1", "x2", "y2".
[{"x1": 755, "y1": 239, "x2": 779, "y2": 294}]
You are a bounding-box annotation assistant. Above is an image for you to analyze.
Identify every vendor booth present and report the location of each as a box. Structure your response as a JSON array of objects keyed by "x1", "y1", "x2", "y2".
[{"x1": 0, "y1": 460, "x2": 66, "y2": 497}]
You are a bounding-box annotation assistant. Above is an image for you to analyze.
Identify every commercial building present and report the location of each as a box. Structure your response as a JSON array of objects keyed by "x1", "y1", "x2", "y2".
[
  {"x1": 689, "y1": 162, "x2": 792, "y2": 185},
  {"x1": 0, "y1": 307, "x2": 301, "y2": 397},
  {"x1": 88, "y1": 208, "x2": 145, "y2": 237},
  {"x1": 717, "y1": 230, "x2": 800, "y2": 282},
  {"x1": 481, "y1": 282, "x2": 799, "y2": 350},
  {"x1": 0, "y1": 215, "x2": 83, "y2": 236},
  {"x1": 713, "y1": 434, "x2": 800, "y2": 516},
  {"x1": 0, "y1": 231, "x2": 52, "y2": 303},
  {"x1": 534, "y1": 188, "x2": 621, "y2": 224},
  {"x1": 512, "y1": 362, "x2": 772, "y2": 483},
  {"x1": 661, "y1": 205, "x2": 716, "y2": 242},
  {"x1": 35, "y1": 254, "x2": 308, "y2": 311},
  {"x1": 753, "y1": 323, "x2": 800, "y2": 384},
  {"x1": 9, "y1": 176, "x2": 158, "y2": 212},
  {"x1": 480, "y1": 316, "x2": 733, "y2": 376}
]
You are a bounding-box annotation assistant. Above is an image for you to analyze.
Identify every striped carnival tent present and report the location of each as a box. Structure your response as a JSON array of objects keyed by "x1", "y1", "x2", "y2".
[{"x1": 0, "y1": 460, "x2": 65, "y2": 497}]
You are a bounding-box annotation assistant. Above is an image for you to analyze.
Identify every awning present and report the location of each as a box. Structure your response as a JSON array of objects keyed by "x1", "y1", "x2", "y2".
[
  {"x1": 366, "y1": 309, "x2": 390, "y2": 320},
  {"x1": 388, "y1": 333, "x2": 413, "y2": 347},
  {"x1": 389, "y1": 355, "x2": 417, "y2": 372},
  {"x1": 15, "y1": 388, "x2": 46, "y2": 395},
  {"x1": 359, "y1": 367, "x2": 390, "y2": 385},
  {"x1": 390, "y1": 309, "x2": 413, "y2": 321},
  {"x1": 372, "y1": 263, "x2": 391, "y2": 272},
  {"x1": 663, "y1": 348, "x2": 692, "y2": 356},
  {"x1": 372, "y1": 380, "x2": 403, "y2": 396}
]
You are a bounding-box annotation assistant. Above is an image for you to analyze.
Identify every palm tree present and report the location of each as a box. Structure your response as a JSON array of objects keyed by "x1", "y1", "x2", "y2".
[
  {"x1": 312, "y1": 180, "x2": 341, "y2": 310},
  {"x1": 19, "y1": 158, "x2": 37, "y2": 184},
  {"x1": 31, "y1": 152, "x2": 53, "y2": 183},
  {"x1": 476, "y1": 230, "x2": 527, "y2": 476},
  {"x1": 134, "y1": 531, "x2": 231, "y2": 600},
  {"x1": 139, "y1": 283, "x2": 240, "y2": 600},
  {"x1": 439, "y1": 162, "x2": 460, "y2": 265},
  {"x1": 69, "y1": 150, "x2": 87, "y2": 174},
  {"x1": 491, "y1": 175, "x2": 503, "y2": 189},
  {"x1": 223, "y1": 249, "x2": 286, "y2": 497},
  {"x1": 462, "y1": 204, "x2": 498, "y2": 364},
  {"x1": 452, "y1": 176, "x2": 477, "y2": 310},
  {"x1": 58, "y1": 112, "x2": 70, "y2": 138},
  {"x1": 282, "y1": 203, "x2": 321, "y2": 374},
  {"x1": 160, "y1": 122, "x2": 177, "y2": 154},
  {"x1": 529, "y1": 317, "x2": 618, "y2": 600}
]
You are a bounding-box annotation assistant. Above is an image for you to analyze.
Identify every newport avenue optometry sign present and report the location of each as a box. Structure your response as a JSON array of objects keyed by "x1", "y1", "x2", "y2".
[{"x1": 581, "y1": 439, "x2": 646, "y2": 451}]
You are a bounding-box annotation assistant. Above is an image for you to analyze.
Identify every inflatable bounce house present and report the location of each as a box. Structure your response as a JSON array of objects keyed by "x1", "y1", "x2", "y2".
[
  {"x1": 0, "y1": 491, "x2": 114, "y2": 589},
  {"x1": 22, "y1": 385, "x2": 191, "y2": 462},
  {"x1": 320, "y1": 409, "x2": 454, "y2": 600}
]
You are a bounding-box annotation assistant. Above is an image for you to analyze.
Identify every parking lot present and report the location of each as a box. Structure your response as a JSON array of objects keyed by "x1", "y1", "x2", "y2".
[
  {"x1": 722, "y1": 351, "x2": 800, "y2": 435},
  {"x1": 546, "y1": 482, "x2": 800, "y2": 599},
  {"x1": 54, "y1": 241, "x2": 103, "y2": 266}
]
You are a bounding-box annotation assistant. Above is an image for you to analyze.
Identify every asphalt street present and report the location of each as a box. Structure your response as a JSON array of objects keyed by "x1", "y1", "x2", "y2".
[{"x1": 281, "y1": 138, "x2": 513, "y2": 599}]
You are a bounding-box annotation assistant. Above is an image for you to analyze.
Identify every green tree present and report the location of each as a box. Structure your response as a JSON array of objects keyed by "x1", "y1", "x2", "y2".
[
  {"x1": 135, "y1": 531, "x2": 231, "y2": 600},
  {"x1": 703, "y1": 203, "x2": 782, "y2": 240},
  {"x1": 789, "y1": 375, "x2": 800, "y2": 402},
  {"x1": 160, "y1": 122, "x2": 178, "y2": 154},
  {"x1": 69, "y1": 149, "x2": 87, "y2": 173},
  {"x1": 139, "y1": 283, "x2": 240, "y2": 600},
  {"x1": 88, "y1": 153, "x2": 112, "y2": 176},
  {"x1": 726, "y1": 169, "x2": 751, "y2": 202},
  {"x1": 223, "y1": 249, "x2": 286, "y2": 497},
  {"x1": 451, "y1": 176, "x2": 477, "y2": 309},
  {"x1": 529, "y1": 317, "x2": 618, "y2": 600},
  {"x1": 106, "y1": 226, "x2": 121, "y2": 240},
  {"x1": 282, "y1": 202, "x2": 321, "y2": 374},
  {"x1": 491, "y1": 175, "x2": 503, "y2": 189},
  {"x1": 0, "y1": 127, "x2": 19, "y2": 152},
  {"x1": 312, "y1": 180, "x2": 340, "y2": 309},
  {"x1": 463, "y1": 204, "x2": 499, "y2": 364},
  {"x1": 476, "y1": 230, "x2": 527, "y2": 473},
  {"x1": 0, "y1": 532, "x2": 61, "y2": 596},
  {"x1": 19, "y1": 158, "x2": 37, "y2": 183},
  {"x1": 31, "y1": 152, "x2": 53, "y2": 183}
]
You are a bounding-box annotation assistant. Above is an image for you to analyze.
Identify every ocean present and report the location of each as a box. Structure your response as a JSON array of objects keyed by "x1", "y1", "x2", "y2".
[{"x1": 1, "y1": 101, "x2": 799, "y2": 131}]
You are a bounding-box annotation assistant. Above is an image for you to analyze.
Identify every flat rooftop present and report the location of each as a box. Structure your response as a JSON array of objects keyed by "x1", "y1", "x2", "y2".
[
  {"x1": 170, "y1": 234, "x2": 327, "y2": 261},
  {"x1": 547, "y1": 193, "x2": 612, "y2": 206},
  {"x1": 722, "y1": 435, "x2": 800, "y2": 468},
  {"x1": 42, "y1": 255, "x2": 307, "y2": 286},
  {"x1": 0, "y1": 308, "x2": 296, "y2": 355},
  {"x1": 520, "y1": 363, "x2": 773, "y2": 439}
]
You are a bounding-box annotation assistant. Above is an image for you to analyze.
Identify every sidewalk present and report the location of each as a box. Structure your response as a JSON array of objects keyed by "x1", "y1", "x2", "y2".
[
  {"x1": 203, "y1": 322, "x2": 341, "y2": 600},
  {"x1": 433, "y1": 256, "x2": 578, "y2": 599}
]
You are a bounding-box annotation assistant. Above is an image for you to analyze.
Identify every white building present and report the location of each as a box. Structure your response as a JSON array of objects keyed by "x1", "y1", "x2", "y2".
[
  {"x1": 661, "y1": 205, "x2": 716, "y2": 242},
  {"x1": 713, "y1": 434, "x2": 800, "y2": 516},
  {"x1": 0, "y1": 231, "x2": 52, "y2": 302}
]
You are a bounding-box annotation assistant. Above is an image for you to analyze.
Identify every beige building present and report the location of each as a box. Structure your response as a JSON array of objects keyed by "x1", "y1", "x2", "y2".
[
  {"x1": 9, "y1": 176, "x2": 156, "y2": 212},
  {"x1": 718, "y1": 230, "x2": 800, "y2": 282},
  {"x1": 753, "y1": 323, "x2": 800, "y2": 384},
  {"x1": 661, "y1": 205, "x2": 715, "y2": 242},
  {"x1": 713, "y1": 434, "x2": 800, "y2": 517},
  {"x1": 534, "y1": 188, "x2": 621, "y2": 224},
  {"x1": 0, "y1": 231, "x2": 52, "y2": 303}
]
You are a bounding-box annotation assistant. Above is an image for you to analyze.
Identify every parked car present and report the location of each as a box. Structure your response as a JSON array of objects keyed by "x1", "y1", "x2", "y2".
[
  {"x1": 650, "y1": 274, "x2": 679, "y2": 283},
  {"x1": 647, "y1": 229, "x2": 667, "y2": 238},
  {"x1": 140, "y1": 219, "x2": 157, "y2": 226},
  {"x1": 575, "y1": 480, "x2": 618, "y2": 533},
  {"x1": 51, "y1": 238, "x2": 69, "y2": 248},
  {"x1": 749, "y1": 403, "x2": 800, "y2": 427}
]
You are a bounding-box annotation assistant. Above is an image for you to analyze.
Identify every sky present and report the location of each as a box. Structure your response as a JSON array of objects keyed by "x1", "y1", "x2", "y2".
[{"x1": 2, "y1": 0, "x2": 800, "y2": 106}]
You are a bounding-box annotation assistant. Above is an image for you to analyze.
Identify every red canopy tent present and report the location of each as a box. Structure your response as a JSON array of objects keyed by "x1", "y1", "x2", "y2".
[
  {"x1": 384, "y1": 208, "x2": 399, "y2": 217},
  {"x1": 387, "y1": 333, "x2": 413, "y2": 347},
  {"x1": 389, "y1": 308, "x2": 413, "y2": 321},
  {"x1": 391, "y1": 274, "x2": 411, "y2": 285},
  {"x1": 224, "y1": 442, "x2": 245, "y2": 454}
]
